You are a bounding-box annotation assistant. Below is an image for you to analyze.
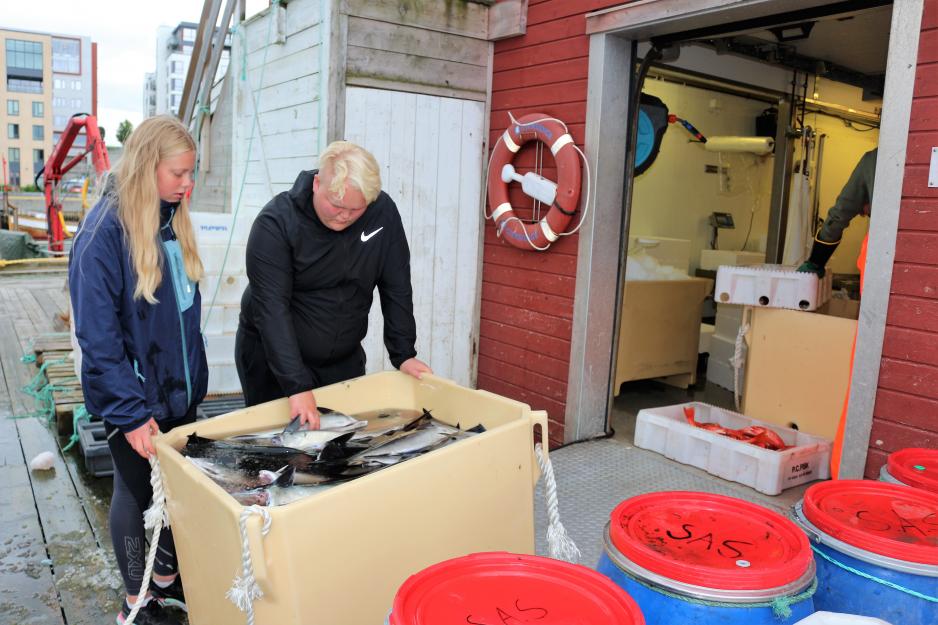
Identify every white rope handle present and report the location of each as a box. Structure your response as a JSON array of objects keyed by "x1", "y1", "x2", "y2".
[
  {"x1": 534, "y1": 443, "x2": 580, "y2": 563},
  {"x1": 227, "y1": 505, "x2": 272, "y2": 625},
  {"x1": 124, "y1": 455, "x2": 168, "y2": 625},
  {"x1": 732, "y1": 306, "x2": 753, "y2": 411}
]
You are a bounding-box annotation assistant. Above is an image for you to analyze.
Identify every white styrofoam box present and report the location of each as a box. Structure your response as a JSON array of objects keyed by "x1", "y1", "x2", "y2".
[
  {"x1": 205, "y1": 333, "x2": 236, "y2": 364},
  {"x1": 699, "y1": 323, "x2": 714, "y2": 354},
  {"x1": 795, "y1": 613, "x2": 893, "y2": 625},
  {"x1": 189, "y1": 211, "x2": 254, "y2": 246},
  {"x1": 715, "y1": 264, "x2": 833, "y2": 311},
  {"x1": 207, "y1": 362, "x2": 241, "y2": 395},
  {"x1": 634, "y1": 402, "x2": 832, "y2": 495},
  {"x1": 200, "y1": 273, "x2": 249, "y2": 306},
  {"x1": 201, "y1": 305, "x2": 241, "y2": 335},
  {"x1": 699, "y1": 249, "x2": 765, "y2": 271},
  {"x1": 714, "y1": 303, "x2": 744, "y2": 339},
  {"x1": 706, "y1": 333, "x2": 744, "y2": 391},
  {"x1": 199, "y1": 243, "x2": 246, "y2": 275},
  {"x1": 629, "y1": 235, "x2": 692, "y2": 273},
  {"x1": 706, "y1": 354, "x2": 737, "y2": 392}
]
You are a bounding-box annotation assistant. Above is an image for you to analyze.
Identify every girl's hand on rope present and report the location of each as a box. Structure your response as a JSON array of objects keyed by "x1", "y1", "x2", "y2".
[{"x1": 125, "y1": 418, "x2": 160, "y2": 459}]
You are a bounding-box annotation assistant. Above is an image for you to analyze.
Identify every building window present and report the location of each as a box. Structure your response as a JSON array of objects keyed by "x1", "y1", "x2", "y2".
[
  {"x1": 52, "y1": 38, "x2": 81, "y2": 74},
  {"x1": 33, "y1": 148, "x2": 44, "y2": 168},
  {"x1": 170, "y1": 93, "x2": 180, "y2": 107},
  {"x1": 171, "y1": 60, "x2": 184, "y2": 74},
  {"x1": 53, "y1": 115, "x2": 69, "y2": 128},
  {"x1": 33, "y1": 125, "x2": 44, "y2": 140},
  {"x1": 7, "y1": 100, "x2": 19, "y2": 115},
  {"x1": 32, "y1": 101, "x2": 43, "y2": 117},
  {"x1": 171, "y1": 78, "x2": 183, "y2": 91},
  {"x1": 8, "y1": 124, "x2": 19, "y2": 139},
  {"x1": 7, "y1": 78, "x2": 42, "y2": 93},
  {"x1": 71, "y1": 79, "x2": 82, "y2": 90},
  {"x1": 8, "y1": 147, "x2": 20, "y2": 163},
  {"x1": 6, "y1": 39, "x2": 43, "y2": 72},
  {"x1": 54, "y1": 78, "x2": 65, "y2": 89}
]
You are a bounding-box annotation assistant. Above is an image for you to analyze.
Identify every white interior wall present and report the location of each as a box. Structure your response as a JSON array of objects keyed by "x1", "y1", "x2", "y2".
[
  {"x1": 631, "y1": 79, "x2": 775, "y2": 273},
  {"x1": 632, "y1": 75, "x2": 880, "y2": 275}
]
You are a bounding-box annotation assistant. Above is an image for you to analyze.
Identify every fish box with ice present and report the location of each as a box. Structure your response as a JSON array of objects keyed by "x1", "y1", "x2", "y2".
[{"x1": 155, "y1": 371, "x2": 549, "y2": 625}]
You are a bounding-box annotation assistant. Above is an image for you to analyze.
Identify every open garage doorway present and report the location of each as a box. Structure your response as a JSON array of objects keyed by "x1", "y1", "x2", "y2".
[{"x1": 563, "y1": 0, "x2": 921, "y2": 479}]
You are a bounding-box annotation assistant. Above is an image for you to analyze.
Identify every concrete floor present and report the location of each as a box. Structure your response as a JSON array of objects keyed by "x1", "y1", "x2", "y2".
[{"x1": 533, "y1": 377, "x2": 813, "y2": 567}]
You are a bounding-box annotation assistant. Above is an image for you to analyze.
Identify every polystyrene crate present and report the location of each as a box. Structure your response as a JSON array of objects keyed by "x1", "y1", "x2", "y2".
[
  {"x1": 705, "y1": 334, "x2": 744, "y2": 391},
  {"x1": 714, "y1": 303, "x2": 744, "y2": 339},
  {"x1": 207, "y1": 362, "x2": 241, "y2": 395},
  {"x1": 198, "y1": 243, "x2": 246, "y2": 275},
  {"x1": 200, "y1": 273, "x2": 248, "y2": 306},
  {"x1": 204, "y1": 333, "x2": 236, "y2": 364},
  {"x1": 201, "y1": 305, "x2": 240, "y2": 335},
  {"x1": 715, "y1": 264, "x2": 832, "y2": 311},
  {"x1": 634, "y1": 401, "x2": 831, "y2": 495},
  {"x1": 189, "y1": 211, "x2": 253, "y2": 246}
]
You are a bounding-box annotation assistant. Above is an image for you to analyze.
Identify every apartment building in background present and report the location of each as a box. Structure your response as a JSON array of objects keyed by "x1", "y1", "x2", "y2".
[
  {"x1": 0, "y1": 27, "x2": 96, "y2": 189},
  {"x1": 146, "y1": 21, "x2": 229, "y2": 118}
]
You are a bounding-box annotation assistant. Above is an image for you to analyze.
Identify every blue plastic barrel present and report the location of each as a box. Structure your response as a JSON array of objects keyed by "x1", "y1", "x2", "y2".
[
  {"x1": 794, "y1": 481, "x2": 938, "y2": 625},
  {"x1": 597, "y1": 492, "x2": 816, "y2": 625}
]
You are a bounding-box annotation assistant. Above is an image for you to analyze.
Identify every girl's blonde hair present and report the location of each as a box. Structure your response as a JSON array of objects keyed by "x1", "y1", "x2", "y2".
[
  {"x1": 109, "y1": 115, "x2": 202, "y2": 303},
  {"x1": 319, "y1": 141, "x2": 382, "y2": 204}
]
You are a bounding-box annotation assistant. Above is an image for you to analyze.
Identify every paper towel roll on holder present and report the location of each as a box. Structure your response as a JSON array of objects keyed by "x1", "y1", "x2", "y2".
[{"x1": 704, "y1": 136, "x2": 775, "y2": 155}]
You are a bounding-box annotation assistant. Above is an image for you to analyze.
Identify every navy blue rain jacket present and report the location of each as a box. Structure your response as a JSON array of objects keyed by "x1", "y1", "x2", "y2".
[{"x1": 68, "y1": 198, "x2": 208, "y2": 432}]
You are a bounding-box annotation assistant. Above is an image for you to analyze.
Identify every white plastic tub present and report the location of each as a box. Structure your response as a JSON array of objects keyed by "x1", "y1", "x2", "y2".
[
  {"x1": 634, "y1": 402, "x2": 831, "y2": 495},
  {"x1": 715, "y1": 264, "x2": 832, "y2": 311}
]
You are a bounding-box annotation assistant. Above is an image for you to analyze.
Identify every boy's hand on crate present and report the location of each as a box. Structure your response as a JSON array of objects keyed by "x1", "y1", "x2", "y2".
[
  {"x1": 289, "y1": 390, "x2": 321, "y2": 430},
  {"x1": 125, "y1": 418, "x2": 160, "y2": 459},
  {"x1": 400, "y1": 358, "x2": 432, "y2": 380}
]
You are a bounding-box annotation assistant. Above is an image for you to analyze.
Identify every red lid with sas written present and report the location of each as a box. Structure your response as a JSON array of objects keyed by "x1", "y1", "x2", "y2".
[
  {"x1": 802, "y1": 480, "x2": 938, "y2": 565},
  {"x1": 389, "y1": 552, "x2": 645, "y2": 625},
  {"x1": 609, "y1": 491, "x2": 812, "y2": 590}
]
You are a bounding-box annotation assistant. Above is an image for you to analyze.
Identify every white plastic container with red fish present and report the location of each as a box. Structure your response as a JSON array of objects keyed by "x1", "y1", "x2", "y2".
[{"x1": 634, "y1": 402, "x2": 832, "y2": 495}]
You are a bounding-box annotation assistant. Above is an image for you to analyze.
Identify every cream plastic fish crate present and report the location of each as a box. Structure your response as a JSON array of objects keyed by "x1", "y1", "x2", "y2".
[
  {"x1": 155, "y1": 371, "x2": 549, "y2": 625},
  {"x1": 715, "y1": 264, "x2": 833, "y2": 311},
  {"x1": 634, "y1": 402, "x2": 832, "y2": 495}
]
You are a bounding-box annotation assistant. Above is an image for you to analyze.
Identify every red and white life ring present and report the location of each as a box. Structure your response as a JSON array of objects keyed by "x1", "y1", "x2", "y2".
[{"x1": 486, "y1": 114, "x2": 582, "y2": 251}]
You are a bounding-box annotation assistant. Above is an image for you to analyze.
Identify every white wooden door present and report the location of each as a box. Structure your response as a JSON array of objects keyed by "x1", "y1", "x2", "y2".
[{"x1": 343, "y1": 86, "x2": 485, "y2": 386}]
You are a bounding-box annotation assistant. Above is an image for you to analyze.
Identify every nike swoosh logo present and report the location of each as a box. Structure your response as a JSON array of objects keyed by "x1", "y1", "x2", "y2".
[{"x1": 360, "y1": 227, "x2": 384, "y2": 242}]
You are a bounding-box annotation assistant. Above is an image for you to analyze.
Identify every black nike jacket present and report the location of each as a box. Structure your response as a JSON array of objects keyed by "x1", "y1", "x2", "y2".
[{"x1": 239, "y1": 169, "x2": 417, "y2": 396}]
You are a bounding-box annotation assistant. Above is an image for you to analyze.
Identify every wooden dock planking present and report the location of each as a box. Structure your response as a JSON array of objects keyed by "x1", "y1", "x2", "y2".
[
  {"x1": 0, "y1": 272, "x2": 122, "y2": 624},
  {"x1": 16, "y1": 418, "x2": 119, "y2": 625}
]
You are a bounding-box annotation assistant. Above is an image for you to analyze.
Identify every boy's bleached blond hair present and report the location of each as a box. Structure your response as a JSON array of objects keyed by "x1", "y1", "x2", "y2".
[{"x1": 319, "y1": 141, "x2": 382, "y2": 205}]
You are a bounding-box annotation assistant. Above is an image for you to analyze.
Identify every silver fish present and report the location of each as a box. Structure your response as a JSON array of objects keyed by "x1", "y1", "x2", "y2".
[
  {"x1": 267, "y1": 483, "x2": 338, "y2": 507},
  {"x1": 352, "y1": 421, "x2": 464, "y2": 463},
  {"x1": 229, "y1": 415, "x2": 367, "y2": 452}
]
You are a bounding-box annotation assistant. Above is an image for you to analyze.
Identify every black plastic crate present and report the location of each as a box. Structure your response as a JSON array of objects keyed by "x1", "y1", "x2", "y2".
[{"x1": 77, "y1": 420, "x2": 113, "y2": 477}]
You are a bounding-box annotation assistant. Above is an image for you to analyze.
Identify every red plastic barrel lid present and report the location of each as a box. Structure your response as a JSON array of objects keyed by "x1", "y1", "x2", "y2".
[
  {"x1": 802, "y1": 480, "x2": 938, "y2": 565},
  {"x1": 888, "y1": 448, "x2": 938, "y2": 494},
  {"x1": 390, "y1": 552, "x2": 644, "y2": 625},
  {"x1": 609, "y1": 492, "x2": 811, "y2": 591}
]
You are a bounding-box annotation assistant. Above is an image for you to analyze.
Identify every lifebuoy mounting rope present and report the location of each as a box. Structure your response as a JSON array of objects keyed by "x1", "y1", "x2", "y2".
[{"x1": 485, "y1": 113, "x2": 590, "y2": 251}]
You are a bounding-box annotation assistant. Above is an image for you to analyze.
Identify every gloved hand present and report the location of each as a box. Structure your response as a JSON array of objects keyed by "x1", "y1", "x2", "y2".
[{"x1": 797, "y1": 261, "x2": 825, "y2": 278}]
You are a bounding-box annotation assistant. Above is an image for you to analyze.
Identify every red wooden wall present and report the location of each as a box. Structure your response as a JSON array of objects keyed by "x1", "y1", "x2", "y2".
[
  {"x1": 481, "y1": 0, "x2": 938, "y2": 463},
  {"x1": 868, "y1": 0, "x2": 938, "y2": 476},
  {"x1": 480, "y1": 0, "x2": 625, "y2": 446}
]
